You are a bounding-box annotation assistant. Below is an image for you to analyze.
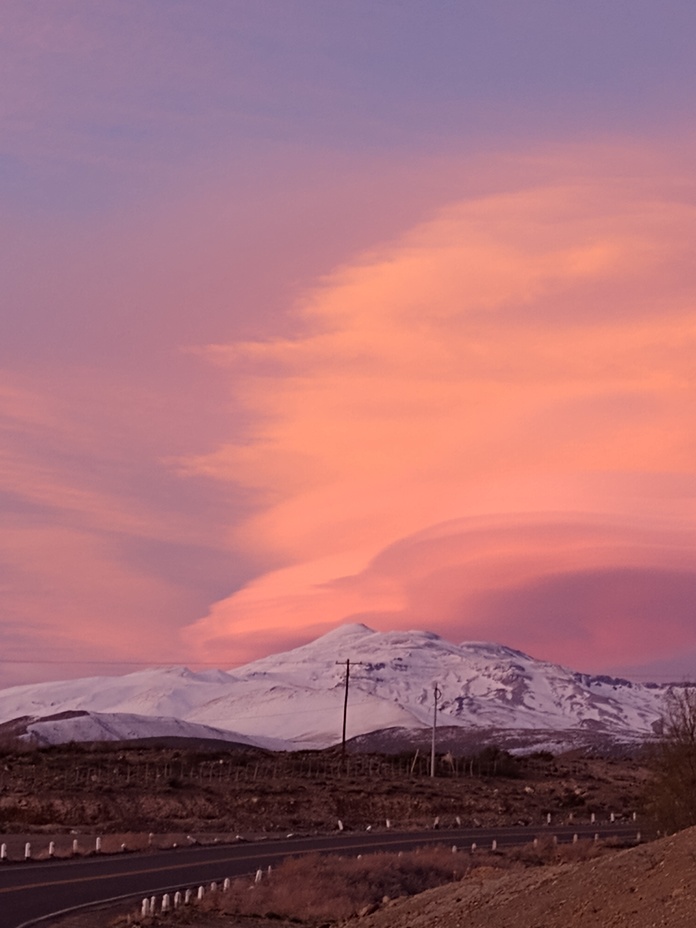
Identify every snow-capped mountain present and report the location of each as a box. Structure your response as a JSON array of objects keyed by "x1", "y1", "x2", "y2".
[{"x1": 0, "y1": 624, "x2": 670, "y2": 750}]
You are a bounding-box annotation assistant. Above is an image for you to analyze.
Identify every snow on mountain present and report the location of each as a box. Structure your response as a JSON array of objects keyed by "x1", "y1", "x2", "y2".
[
  {"x1": 0, "y1": 624, "x2": 670, "y2": 750},
  {"x1": 18, "y1": 710, "x2": 285, "y2": 750}
]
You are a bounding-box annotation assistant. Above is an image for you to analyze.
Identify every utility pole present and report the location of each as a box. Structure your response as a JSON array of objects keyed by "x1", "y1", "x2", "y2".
[
  {"x1": 430, "y1": 683, "x2": 442, "y2": 777},
  {"x1": 336, "y1": 659, "x2": 367, "y2": 767},
  {"x1": 341, "y1": 658, "x2": 350, "y2": 763}
]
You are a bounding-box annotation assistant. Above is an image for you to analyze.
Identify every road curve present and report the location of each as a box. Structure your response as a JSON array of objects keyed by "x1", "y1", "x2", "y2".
[{"x1": 2, "y1": 824, "x2": 643, "y2": 928}]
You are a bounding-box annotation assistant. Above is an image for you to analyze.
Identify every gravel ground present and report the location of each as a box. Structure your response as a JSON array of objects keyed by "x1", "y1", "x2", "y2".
[{"x1": 359, "y1": 828, "x2": 696, "y2": 928}]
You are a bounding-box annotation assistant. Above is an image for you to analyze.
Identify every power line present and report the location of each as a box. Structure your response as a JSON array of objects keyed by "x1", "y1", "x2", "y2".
[{"x1": 0, "y1": 658, "x2": 250, "y2": 668}]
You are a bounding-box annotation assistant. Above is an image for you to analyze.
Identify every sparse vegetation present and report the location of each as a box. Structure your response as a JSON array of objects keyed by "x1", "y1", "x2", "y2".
[
  {"x1": 0, "y1": 742, "x2": 648, "y2": 836},
  {"x1": 100, "y1": 839, "x2": 627, "y2": 928},
  {"x1": 646, "y1": 685, "x2": 696, "y2": 833}
]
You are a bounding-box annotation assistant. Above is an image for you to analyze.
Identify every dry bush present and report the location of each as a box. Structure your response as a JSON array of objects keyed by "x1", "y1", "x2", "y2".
[
  {"x1": 202, "y1": 846, "x2": 469, "y2": 921},
  {"x1": 511, "y1": 835, "x2": 613, "y2": 866},
  {"x1": 646, "y1": 685, "x2": 696, "y2": 833}
]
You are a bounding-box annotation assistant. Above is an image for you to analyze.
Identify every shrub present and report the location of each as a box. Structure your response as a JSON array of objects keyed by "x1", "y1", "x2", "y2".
[
  {"x1": 646, "y1": 685, "x2": 696, "y2": 833},
  {"x1": 202, "y1": 846, "x2": 470, "y2": 920}
]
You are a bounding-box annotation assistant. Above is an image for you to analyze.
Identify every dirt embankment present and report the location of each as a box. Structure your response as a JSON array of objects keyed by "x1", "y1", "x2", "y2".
[{"x1": 359, "y1": 828, "x2": 696, "y2": 928}]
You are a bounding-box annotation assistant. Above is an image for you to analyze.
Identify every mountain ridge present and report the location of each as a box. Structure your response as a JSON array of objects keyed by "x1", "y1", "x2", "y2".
[{"x1": 0, "y1": 625, "x2": 669, "y2": 751}]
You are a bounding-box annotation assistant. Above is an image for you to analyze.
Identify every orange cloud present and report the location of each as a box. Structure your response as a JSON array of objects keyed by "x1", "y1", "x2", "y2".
[{"x1": 183, "y1": 146, "x2": 696, "y2": 673}]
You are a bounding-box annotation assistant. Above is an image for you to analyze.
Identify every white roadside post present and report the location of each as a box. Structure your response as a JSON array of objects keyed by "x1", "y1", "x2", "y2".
[{"x1": 24, "y1": 842, "x2": 31, "y2": 861}]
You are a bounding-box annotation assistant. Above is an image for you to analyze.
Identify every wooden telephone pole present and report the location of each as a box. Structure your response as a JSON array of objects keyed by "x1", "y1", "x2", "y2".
[
  {"x1": 336, "y1": 658, "x2": 367, "y2": 764},
  {"x1": 341, "y1": 658, "x2": 351, "y2": 762},
  {"x1": 430, "y1": 683, "x2": 442, "y2": 777}
]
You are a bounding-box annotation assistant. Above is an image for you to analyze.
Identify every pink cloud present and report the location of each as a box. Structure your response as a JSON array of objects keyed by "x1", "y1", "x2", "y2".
[{"x1": 182, "y1": 146, "x2": 696, "y2": 674}]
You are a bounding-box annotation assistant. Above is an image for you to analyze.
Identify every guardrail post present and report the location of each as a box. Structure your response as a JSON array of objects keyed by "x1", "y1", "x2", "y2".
[
  {"x1": 161, "y1": 893, "x2": 171, "y2": 912},
  {"x1": 184, "y1": 888, "x2": 193, "y2": 904},
  {"x1": 141, "y1": 898, "x2": 149, "y2": 917},
  {"x1": 197, "y1": 885, "x2": 205, "y2": 901},
  {"x1": 174, "y1": 891, "x2": 182, "y2": 907}
]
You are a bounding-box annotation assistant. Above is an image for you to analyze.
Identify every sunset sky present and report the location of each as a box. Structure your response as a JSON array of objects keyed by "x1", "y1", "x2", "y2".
[{"x1": 3, "y1": 1, "x2": 696, "y2": 687}]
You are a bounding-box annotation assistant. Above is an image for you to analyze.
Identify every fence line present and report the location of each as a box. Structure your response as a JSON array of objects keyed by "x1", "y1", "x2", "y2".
[{"x1": 0, "y1": 752, "x2": 519, "y2": 790}]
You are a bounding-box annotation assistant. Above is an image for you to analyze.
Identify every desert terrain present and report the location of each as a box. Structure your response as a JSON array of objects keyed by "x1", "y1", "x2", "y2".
[
  {"x1": 0, "y1": 741, "x2": 648, "y2": 838},
  {"x1": 1, "y1": 739, "x2": 669, "y2": 927}
]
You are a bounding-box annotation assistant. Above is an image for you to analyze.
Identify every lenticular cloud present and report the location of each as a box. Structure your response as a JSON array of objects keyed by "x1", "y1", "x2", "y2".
[{"x1": 183, "y1": 152, "x2": 696, "y2": 674}]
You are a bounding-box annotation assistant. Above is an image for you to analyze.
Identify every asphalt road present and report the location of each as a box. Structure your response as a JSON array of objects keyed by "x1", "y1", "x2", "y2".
[{"x1": 2, "y1": 823, "x2": 644, "y2": 928}]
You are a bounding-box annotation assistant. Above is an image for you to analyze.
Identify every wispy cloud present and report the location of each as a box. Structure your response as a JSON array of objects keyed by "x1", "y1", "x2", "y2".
[{"x1": 183, "y1": 148, "x2": 696, "y2": 673}]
